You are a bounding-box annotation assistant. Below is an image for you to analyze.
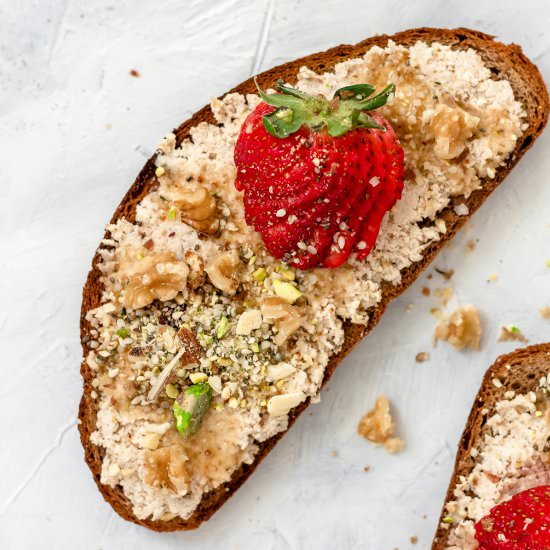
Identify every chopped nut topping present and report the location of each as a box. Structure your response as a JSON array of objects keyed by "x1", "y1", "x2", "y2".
[
  {"x1": 357, "y1": 396, "x2": 405, "y2": 454},
  {"x1": 434, "y1": 305, "x2": 482, "y2": 350},
  {"x1": 415, "y1": 352, "x2": 430, "y2": 363},
  {"x1": 540, "y1": 307, "x2": 550, "y2": 320}
]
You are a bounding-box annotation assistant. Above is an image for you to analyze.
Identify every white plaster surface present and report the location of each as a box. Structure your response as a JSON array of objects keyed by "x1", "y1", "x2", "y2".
[{"x1": 1, "y1": 1, "x2": 550, "y2": 548}]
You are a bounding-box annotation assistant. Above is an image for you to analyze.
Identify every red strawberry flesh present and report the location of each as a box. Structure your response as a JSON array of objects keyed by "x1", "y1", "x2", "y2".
[
  {"x1": 234, "y1": 81, "x2": 404, "y2": 269},
  {"x1": 474, "y1": 485, "x2": 550, "y2": 549}
]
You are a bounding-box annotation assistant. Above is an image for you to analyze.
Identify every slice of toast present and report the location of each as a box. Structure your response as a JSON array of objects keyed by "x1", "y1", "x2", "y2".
[
  {"x1": 79, "y1": 27, "x2": 549, "y2": 531},
  {"x1": 431, "y1": 343, "x2": 550, "y2": 549}
]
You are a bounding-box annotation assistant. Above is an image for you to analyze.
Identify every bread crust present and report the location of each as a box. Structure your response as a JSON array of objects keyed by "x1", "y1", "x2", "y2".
[
  {"x1": 431, "y1": 343, "x2": 550, "y2": 549},
  {"x1": 78, "y1": 27, "x2": 549, "y2": 531}
]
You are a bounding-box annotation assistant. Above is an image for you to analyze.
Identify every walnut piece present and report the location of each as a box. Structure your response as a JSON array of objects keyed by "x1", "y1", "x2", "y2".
[
  {"x1": 143, "y1": 445, "x2": 190, "y2": 492},
  {"x1": 172, "y1": 186, "x2": 219, "y2": 235},
  {"x1": 205, "y1": 249, "x2": 241, "y2": 294},
  {"x1": 357, "y1": 396, "x2": 405, "y2": 454},
  {"x1": 121, "y1": 251, "x2": 189, "y2": 309},
  {"x1": 183, "y1": 250, "x2": 205, "y2": 289},
  {"x1": 434, "y1": 304, "x2": 482, "y2": 350},
  {"x1": 117, "y1": 248, "x2": 206, "y2": 309},
  {"x1": 427, "y1": 104, "x2": 479, "y2": 160},
  {"x1": 260, "y1": 297, "x2": 304, "y2": 346}
]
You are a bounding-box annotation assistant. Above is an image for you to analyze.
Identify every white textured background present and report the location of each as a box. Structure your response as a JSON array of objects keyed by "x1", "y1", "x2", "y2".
[{"x1": 1, "y1": 1, "x2": 549, "y2": 548}]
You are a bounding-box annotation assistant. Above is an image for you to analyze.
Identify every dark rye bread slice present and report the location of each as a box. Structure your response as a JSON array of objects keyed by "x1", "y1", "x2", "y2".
[
  {"x1": 431, "y1": 343, "x2": 550, "y2": 549},
  {"x1": 78, "y1": 27, "x2": 549, "y2": 531}
]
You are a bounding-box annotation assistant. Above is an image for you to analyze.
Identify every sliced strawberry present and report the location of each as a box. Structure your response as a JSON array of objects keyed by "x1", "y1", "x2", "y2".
[
  {"x1": 234, "y1": 81, "x2": 404, "y2": 269},
  {"x1": 474, "y1": 485, "x2": 550, "y2": 549}
]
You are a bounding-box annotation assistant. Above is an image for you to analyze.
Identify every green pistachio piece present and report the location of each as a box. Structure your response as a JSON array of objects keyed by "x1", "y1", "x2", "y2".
[
  {"x1": 173, "y1": 383, "x2": 212, "y2": 438},
  {"x1": 216, "y1": 316, "x2": 230, "y2": 339}
]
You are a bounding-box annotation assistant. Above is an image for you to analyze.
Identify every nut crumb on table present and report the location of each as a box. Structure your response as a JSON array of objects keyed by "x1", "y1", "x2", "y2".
[
  {"x1": 498, "y1": 325, "x2": 528, "y2": 342},
  {"x1": 434, "y1": 304, "x2": 482, "y2": 350},
  {"x1": 415, "y1": 351, "x2": 430, "y2": 363},
  {"x1": 357, "y1": 396, "x2": 405, "y2": 454}
]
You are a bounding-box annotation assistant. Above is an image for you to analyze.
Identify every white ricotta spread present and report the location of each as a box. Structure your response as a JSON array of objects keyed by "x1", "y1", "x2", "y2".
[{"x1": 85, "y1": 40, "x2": 525, "y2": 521}]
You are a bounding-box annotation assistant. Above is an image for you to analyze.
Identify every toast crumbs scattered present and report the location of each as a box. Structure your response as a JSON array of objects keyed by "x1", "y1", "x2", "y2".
[
  {"x1": 487, "y1": 273, "x2": 498, "y2": 282},
  {"x1": 130, "y1": 69, "x2": 140, "y2": 77},
  {"x1": 422, "y1": 286, "x2": 431, "y2": 297},
  {"x1": 415, "y1": 352, "x2": 430, "y2": 362},
  {"x1": 434, "y1": 305, "x2": 482, "y2": 350},
  {"x1": 435, "y1": 268, "x2": 454, "y2": 280},
  {"x1": 466, "y1": 239, "x2": 476, "y2": 252},
  {"x1": 498, "y1": 325, "x2": 529, "y2": 343},
  {"x1": 357, "y1": 396, "x2": 405, "y2": 454},
  {"x1": 410, "y1": 535, "x2": 418, "y2": 544},
  {"x1": 434, "y1": 286, "x2": 454, "y2": 307},
  {"x1": 540, "y1": 307, "x2": 550, "y2": 319}
]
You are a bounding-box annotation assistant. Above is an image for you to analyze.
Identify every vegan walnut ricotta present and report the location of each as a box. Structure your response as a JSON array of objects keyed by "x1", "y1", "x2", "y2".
[
  {"x1": 85, "y1": 40, "x2": 525, "y2": 521},
  {"x1": 442, "y1": 375, "x2": 550, "y2": 550}
]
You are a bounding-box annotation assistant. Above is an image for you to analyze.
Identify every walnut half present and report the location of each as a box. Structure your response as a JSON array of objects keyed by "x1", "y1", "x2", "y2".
[{"x1": 119, "y1": 250, "x2": 202, "y2": 310}]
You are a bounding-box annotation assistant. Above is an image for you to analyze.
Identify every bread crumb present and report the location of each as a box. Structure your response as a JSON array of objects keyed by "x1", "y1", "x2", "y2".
[
  {"x1": 422, "y1": 286, "x2": 431, "y2": 297},
  {"x1": 498, "y1": 326, "x2": 528, "y2": 343},
  {"x1": 410, "y1": 535, "x2": 418, "y2": 544},
  {"x1": 434, "y1": 305, "x2": 482, "y2": 350},
  {"x1": 363, "y1": 465, "x2": 371, "y2": 472},
  {"x1": 357, "y1": 396, "x2": 405, "y2": 453},
  {"x1": 466, "y1": 239, "x2": 476, "y2": 252},
  {"x1": 415, "y1": 351, "x2": 430, "y2": 362},
  {"x1": 435, "y1": 267, "x2": 454, "y2": 280},
  {"x1": 434, "y1": 286, "x2": 454, "y2": 306},
  {"x1": 540, "y1": 307, "x2": 550, "y2": 319},
  {"x1": 330, "y1": 450, "x2": 338, "y2": 457},
  {"x1": 487, "y1": 273, "x2": 498, "y2": 282},
  {"x1": 130, "y1": 69, "x2": 140, "y2": 77}
]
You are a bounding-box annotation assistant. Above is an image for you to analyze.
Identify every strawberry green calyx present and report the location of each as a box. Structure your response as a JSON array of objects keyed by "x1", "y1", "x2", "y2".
[{"x1": 256, "y1": 78, "x2": 396, "y2": 138}]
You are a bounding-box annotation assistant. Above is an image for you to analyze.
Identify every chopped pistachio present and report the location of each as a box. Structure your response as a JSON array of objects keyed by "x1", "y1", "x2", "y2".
[
  {"x1": 165, "y1": 383, "x2": 179, "y2": 399},
  {"x1": 442, "y1": 517, "x2": 455, "y2": 524},
  {"x1": 252, "y1": 267, "x2": 268, "y2": 282},
  {"x1": 189, "y1": 372, "x2": 208, "y2": 384},
  {"x1": 217, "y1": 357, "x2": 233, "y2": 367},
  {"x1": 173, "y1": 383, "x2": 212, "y2": 438},
  {"x1": 277, "y1": 265, "x2": 295, "y2": 281},
  {"x1": 155, "y1": 166, "x2": 165, "y2": 177},
  {"x1": 248, "y1": 255, "x2": 257, "y2": 265},
  {"x1": 273, "y1": 279, "x2": 302, "y2": 303},
  {"x1": 151, "y1": 366, "x2": 161, "y2": 377},
  {"x1": 509, "y1": 325, "x2": 520, "y2": 334},
  {"x1": 216, "y1": 316, "x2": 230, "y2": 339},
  {"x1": 251, "y1": 342, "x2": 260, "y2": 353},
  {"x1": 116, "y1": 327, "x2": 129, "y2": 338},
  {"x1": 546, "y1": 259, "x2": 550, "y2": 268},
  {"x1": 168, "y1": 207, "x2": 176, "y2": 220}
]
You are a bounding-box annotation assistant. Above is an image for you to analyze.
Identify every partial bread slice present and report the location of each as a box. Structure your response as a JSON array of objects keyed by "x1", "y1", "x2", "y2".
[
  {"x1": 431, "y1": 344, "x2": 550, "y2": 549},
  {"x1": 78, "y1": 27, "x2": 549, "y2": 531}
]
